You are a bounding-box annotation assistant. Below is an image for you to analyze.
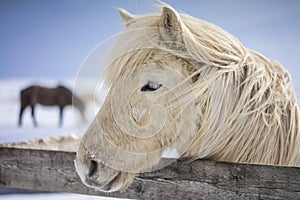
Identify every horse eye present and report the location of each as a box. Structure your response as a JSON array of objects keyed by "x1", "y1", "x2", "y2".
[{"x1": 141, "y1": 82, "x2": 162, "y2": 92}]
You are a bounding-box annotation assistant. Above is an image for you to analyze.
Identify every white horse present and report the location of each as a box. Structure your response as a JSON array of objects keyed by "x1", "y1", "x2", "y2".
[{"x1": 75, "y1": 3, "x2": 300, "y2": 192}]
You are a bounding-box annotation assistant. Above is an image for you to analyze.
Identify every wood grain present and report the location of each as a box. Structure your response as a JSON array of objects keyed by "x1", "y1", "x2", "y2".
[{"x1": 1, "y1": 147, "x2": 300, "y2": 199}]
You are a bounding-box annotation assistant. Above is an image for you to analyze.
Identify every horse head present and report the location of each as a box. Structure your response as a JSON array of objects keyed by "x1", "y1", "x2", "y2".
[
  {"x1": 75, "y1": 3, "x2": 300, "y2": 192},
  {"x1": 75, "y1": 5, "x2": 202, "y2": 192}
]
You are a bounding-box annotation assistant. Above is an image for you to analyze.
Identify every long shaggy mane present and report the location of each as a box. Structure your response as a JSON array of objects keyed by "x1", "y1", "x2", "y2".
[{"x1": 102, "y1": 4, "x2": 300, "y2": 166}]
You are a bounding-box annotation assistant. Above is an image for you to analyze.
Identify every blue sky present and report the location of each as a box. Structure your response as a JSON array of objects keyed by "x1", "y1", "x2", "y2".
[{"x1": 1, "y1": 0, "x2": 300, "y2": 87}]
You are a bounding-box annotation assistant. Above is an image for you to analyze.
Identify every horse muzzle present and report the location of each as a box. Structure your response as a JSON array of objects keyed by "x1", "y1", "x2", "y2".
[{"x1": 74, "y1": 147, "x2": 123, "y2": 192}]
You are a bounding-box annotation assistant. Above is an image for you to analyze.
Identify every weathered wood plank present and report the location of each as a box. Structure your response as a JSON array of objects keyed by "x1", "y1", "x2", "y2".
[{"x1": 1, "y1": 147, "x2": 300, "y2": 199}]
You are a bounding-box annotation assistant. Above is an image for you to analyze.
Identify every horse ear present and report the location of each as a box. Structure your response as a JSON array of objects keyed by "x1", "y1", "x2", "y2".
[
  {"x1": 159, "y1": 6, "x2": 182, "y2": 31},
  {"x1": 118, "y1": 8, "x2": 135, "y2": 25}
]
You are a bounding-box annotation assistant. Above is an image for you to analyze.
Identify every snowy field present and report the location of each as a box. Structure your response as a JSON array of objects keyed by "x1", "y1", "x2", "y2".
[
  {"x1": 0, "y1": 79, "x2": 123, "y2": 200},
  {"x1": 0, "y1": 79, "x2": 78, "y2": 144}
]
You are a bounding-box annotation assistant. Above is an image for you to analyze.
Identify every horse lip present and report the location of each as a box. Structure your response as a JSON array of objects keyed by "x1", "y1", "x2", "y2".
[
  {"x1": 84, "y1": 171, "x2": 120, "y2": 192},
  {"x1": 100, "y1": 171, "x2": 121, "y2": 192}
]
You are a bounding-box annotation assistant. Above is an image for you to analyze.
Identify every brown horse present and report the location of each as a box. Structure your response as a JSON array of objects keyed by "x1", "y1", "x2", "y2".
[{"x1": 18, "y1": 84, "x2": 85, "y2": 127}]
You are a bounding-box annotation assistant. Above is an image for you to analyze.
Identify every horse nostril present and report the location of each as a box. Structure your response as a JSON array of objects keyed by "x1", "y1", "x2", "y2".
[{"x1": 88, "y1": 160, "x2": 98, "y2": 177}]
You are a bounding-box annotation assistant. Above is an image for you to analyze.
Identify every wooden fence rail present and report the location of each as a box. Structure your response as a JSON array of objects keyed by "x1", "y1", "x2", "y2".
[{"x1": 1, "y1": 146, "x2": 300, "y2": 199}]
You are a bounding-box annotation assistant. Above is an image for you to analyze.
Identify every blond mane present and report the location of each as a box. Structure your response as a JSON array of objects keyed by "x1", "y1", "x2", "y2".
[{"x1": 102, "y1": 4, "x2": 300, "y2": 165}]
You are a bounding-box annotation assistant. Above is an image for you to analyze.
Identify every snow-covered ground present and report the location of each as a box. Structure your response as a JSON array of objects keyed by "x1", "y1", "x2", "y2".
[
  {"x1": 0, "y1": 78, "x2": 78, "y2": 144},
  {"x1": 0, "y1": 78, "x2": 121, "y2": 200}
]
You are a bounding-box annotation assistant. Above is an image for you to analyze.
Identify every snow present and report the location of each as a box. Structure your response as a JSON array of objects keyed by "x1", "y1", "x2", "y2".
[
  {"x1": 0, "y1": 78, "x2": 78, "y2": 143},
  {"x1": 0, "y1": 78, "x2": 123, "y2": 200}
]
